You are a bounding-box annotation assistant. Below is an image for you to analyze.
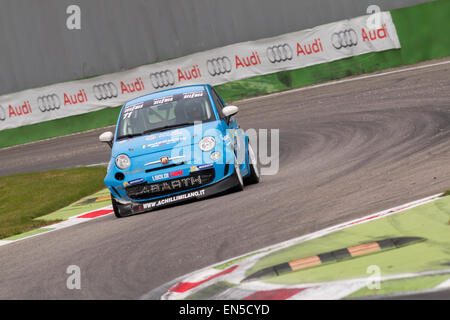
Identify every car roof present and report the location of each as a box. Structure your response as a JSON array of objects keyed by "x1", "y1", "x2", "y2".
[{"x1": 124, "y1": 85, "x2": 209, "y2": 107}]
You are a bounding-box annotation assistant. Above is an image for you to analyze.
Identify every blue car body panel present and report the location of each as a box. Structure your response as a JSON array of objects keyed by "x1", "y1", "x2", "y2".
[{"x1": 103, "y1": 85, "x2": 251, "y2": 212}]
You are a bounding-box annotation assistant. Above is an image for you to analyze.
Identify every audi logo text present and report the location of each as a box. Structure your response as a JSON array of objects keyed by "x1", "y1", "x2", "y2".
[
  {"x1": 93, "y1": 82, "x2": 118, "y2": 100},
  {"x1": 266, "y1": 44, "x2": 293, "y2": 63},
  {"x1": 150, "y1": 70, "x2": 175, "y2": 89},
  {"x1": 331, "y1": 29, "x2": 358, "y2": 49},
  {"x1": 206, "y1": 57, "x2": 232, "y2": 76},
  {"x1": 37, "y1": 94, "x2": 61, "y2": 112}
]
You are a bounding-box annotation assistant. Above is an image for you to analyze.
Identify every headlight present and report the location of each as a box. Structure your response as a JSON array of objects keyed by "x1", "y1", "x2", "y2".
[
  {"x1": 115, "y1": 154, "x2": 131, "y2": 170},
  {"x1": 210, "y1": 151, "x2": 221, "y2": 161},
  {"x1": 199, "y1": 136, "x2": 215, "y2": 152}
]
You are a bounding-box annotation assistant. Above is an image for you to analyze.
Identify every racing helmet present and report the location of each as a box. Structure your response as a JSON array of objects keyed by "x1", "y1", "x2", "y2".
[{"x1": 184, "y1": 99, "x2": 205, "y2": 122}]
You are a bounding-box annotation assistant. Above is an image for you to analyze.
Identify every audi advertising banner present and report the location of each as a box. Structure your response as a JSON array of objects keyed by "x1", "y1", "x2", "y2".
[{"x1": 0, "y1": 12, "x2": 400, "y2": 130}]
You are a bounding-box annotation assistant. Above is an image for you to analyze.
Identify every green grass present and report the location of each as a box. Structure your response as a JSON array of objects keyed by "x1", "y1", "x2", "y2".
[
  {"x1": 0, "y1": 166, "x2": 107, "y2": 239},
  {"x1": 442, "y1": 190, "x2": 450, "y2": 197},
  {"x1": 345, "y1": 274, "x2": 450, "y2": 299},
  {"x1": 36, "y1": 188, "x2": 111, "y2": 222}
]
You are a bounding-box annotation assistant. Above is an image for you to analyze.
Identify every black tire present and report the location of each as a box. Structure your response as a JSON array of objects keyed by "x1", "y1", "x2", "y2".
[
  {"x1": 244, "y1": 143, "x2": 260, "y2": 185},
  {"x1": 233, "y1": 160, "x2": 244, "y2": 192},
  {"x1": 111, "y1": 194, "x2": 132, "y2": 218}
]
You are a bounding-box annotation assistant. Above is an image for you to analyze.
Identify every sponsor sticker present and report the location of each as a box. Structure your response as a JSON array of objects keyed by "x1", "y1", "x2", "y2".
[
  {"x1": 142, "y1": 189, "x2": 206, "y2": 209},
  {"x1": 183, "y1": 91, "x2": 204, "y2": 99},
  {"x1": 158, "y1": 129, "x2": 183, "y2": 138},
  {"x1": 152, "y1": 169, "x2": 185, "y2": 182},
  {"x1": 169, "y1": 170, "x2": 184, "y2": 178},
  {"x1": 122, "y1": 103, "x2": 144, "y2": 119},
  {"x1": 152, "y1": 173, "x2": 169, "y2": 181},
  {"x1": 123, "y1": 103, "x2": 144, "y2": 114},
  {"x1": 142, "y1": 136, "x2": 186, "y2": 149},
  {"x1": 190, "y1": 163, "x2": 214, "y2": 172},
  {"x1": 123, "y1": 178, "x2": 144, "y2": 187},
  {"x1": 152, "y1": 96, "x2": 174, "y2": 106}
]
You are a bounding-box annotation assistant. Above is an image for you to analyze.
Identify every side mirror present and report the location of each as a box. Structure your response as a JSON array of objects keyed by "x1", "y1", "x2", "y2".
[
  {"x1": 222, "y1": 105, "x2": 239, "y2": 124},
  {"x1": 99, "y1": 131, "x2": 114, "y2": 148}
]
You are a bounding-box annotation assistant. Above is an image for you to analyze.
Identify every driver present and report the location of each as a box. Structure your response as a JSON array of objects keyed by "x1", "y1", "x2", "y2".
[{"x1": 186, "y1": 102, "x2": 204, "y2": 122}]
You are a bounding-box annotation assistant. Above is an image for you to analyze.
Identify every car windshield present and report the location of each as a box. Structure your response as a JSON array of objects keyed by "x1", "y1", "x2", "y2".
[{"x1": 117, "y1": 90, "x2": 215, "y2": 140}]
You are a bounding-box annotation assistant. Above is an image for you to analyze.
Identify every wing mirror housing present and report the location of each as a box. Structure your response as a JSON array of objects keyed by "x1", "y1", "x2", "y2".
[
  {"x1": 222, "y1": 105, "x2": 239, "y2": 124},
  {"x1": 99, "y1": 131, "x2": 114, "y2": 148}
]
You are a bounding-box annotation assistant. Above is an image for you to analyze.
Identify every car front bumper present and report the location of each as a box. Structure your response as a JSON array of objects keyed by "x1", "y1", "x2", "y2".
[{"x1": 116, "y1": 171, "x2": 239, "y2": 216}]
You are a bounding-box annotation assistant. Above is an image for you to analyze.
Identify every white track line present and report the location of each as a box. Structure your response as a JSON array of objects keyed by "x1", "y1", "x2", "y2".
[
  {"x1": 435, "y1": 278, "x2": 450, "y2": 290},
  {"x1": 83, "y1": 162, "x2": 109, "y2": 168}
]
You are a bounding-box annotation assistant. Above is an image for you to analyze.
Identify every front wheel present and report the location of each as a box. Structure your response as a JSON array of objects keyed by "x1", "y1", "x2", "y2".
[
  {"x1": 244, "y1": 143, "x2": 260, "y2": 185},
  {"x1": 232, "y1": 159, "x2": 244, "y2": 192},
  {"x1": 111, "y1": 194, "x2": 132, "y2": 218}
]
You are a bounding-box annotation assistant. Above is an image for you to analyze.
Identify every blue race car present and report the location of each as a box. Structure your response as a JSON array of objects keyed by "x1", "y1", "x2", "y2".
[{"x1": 99, "y1": 84, "x2": 260, "y2": 218}]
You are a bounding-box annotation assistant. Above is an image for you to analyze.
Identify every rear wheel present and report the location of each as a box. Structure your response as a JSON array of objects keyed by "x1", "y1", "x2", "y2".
[{"x1": 244, "y1": 143, "x2": 260, "y2": 185}]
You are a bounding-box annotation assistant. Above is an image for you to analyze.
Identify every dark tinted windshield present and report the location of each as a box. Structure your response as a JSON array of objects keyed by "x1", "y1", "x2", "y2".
[{"x1": 117, "y1": 90, "x2": 215, "y2": 140}]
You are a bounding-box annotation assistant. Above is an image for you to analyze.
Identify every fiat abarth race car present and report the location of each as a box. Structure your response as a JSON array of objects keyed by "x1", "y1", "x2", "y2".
[{"x1": 99, "y1": 85, "x2": 260, "y2": 218}]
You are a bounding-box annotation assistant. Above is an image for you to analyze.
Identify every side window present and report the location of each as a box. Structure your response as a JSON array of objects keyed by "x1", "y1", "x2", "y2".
[{"x1": 210, "y1": 88, "x2": 225, "y2": 119}]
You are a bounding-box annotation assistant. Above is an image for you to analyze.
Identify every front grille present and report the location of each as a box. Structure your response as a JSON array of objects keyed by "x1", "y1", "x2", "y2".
[
  {"x1": 126, "y1": 168, "x2": 215, "y2": 200},
  {"x1": 145, "y1": 162, "x2": 185, "y2": 173}
]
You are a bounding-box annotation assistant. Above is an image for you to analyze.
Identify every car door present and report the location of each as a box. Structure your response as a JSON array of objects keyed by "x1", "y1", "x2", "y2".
[{"x1": 210, "y1": 87, "x2": 246, "y2": 170}]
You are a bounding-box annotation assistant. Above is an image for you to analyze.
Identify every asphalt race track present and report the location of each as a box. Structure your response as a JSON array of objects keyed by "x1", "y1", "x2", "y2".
[{"x1": 0, "y1": 58, "x2": 449, "y2": 299}]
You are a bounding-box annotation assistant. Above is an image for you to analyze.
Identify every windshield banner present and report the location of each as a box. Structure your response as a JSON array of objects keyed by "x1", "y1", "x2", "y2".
[{"x1": 0, "y1": 12, "x2": 400, "y2": 130}]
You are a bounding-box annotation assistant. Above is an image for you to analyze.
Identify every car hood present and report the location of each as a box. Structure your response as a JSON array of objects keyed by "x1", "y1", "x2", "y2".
[{"x1": 111, "y1": 120, "x2": 223, "y2": 158}]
